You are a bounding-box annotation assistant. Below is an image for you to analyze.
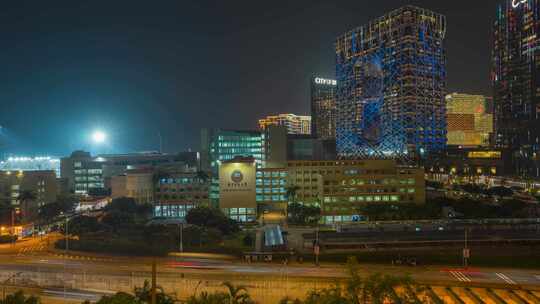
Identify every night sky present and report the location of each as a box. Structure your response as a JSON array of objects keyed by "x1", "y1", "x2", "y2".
[{"x1": 0, "y1": 0, "x2": 493, "y2": 156}]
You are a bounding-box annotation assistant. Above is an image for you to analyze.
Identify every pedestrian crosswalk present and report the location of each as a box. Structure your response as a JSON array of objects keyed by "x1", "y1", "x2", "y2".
[
  {"x1": 450, "y1": 271, "x2": 472, "y2": 282},
  {"x1": 496, "y1": 272, "x2": 517, "y2": 285},
  {"x1": 52, "y1": 253, "x2": 114, "y2": 262},
  {"x1": 17, "y1": 244, "x2": 46, "y2": 256}
]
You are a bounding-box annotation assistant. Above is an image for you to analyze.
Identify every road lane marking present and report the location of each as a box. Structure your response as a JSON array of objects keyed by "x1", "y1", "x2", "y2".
[
  {"x1": 450, "y1": 271, "x2": 471, "y2": 282},
  {"x1": 496, "y1": 273, "x2": 516, "y2": 284}
]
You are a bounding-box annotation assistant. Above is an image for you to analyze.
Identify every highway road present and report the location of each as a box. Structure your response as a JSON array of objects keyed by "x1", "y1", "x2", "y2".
[{"x1": 1, "y1": 238, "x2": 540, "y2": 303}]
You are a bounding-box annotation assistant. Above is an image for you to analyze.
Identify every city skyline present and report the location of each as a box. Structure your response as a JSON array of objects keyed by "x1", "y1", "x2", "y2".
[{"x1": 0, "y1": 1, "x2": 492, "y2": 156}]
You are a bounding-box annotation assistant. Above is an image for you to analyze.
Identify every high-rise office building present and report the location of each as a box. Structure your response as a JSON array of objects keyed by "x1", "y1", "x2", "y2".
[
  {"x1": 311, "y1": 77, "x2": 337, "y2": 140},
  {"x1": 258, "y1": 114, "x2": 311, "y2": 135},
  {"x1": 446, "y1": 93, "x2": 493, "y2": 147},
  {"x1": 493, "y1": 0, "x2": 540, "y2": 177},
  {"x1": 335, "y1": 6, "x2": 447, "y2": 159}
]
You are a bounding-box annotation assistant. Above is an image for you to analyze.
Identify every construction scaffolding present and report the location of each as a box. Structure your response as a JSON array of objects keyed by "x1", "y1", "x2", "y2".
[{"x1": 335, "y1": 6, "x2": 447, "y2": 160}]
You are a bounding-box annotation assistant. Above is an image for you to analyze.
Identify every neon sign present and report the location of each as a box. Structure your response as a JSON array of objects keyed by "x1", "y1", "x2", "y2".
[
  {"x1": 512, "y1": 0, "x2": 527, "y2": 8},
  {"x1": 314, "y1": 78, "x2": 337, "y2": 86}
]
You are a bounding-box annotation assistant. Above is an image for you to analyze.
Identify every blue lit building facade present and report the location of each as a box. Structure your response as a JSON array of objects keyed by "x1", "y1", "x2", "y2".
[
  {"x1": 493, "y1": 0, "x2": 540, "y2": 177},
  {"x1": 335, "y1": 6, "x2": 447, "y2": 159}
]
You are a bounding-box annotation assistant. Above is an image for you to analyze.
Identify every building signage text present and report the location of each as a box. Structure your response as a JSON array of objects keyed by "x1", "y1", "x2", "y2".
[{"x1": 314, "y1": 78, "x2": 337, "y2": 86}]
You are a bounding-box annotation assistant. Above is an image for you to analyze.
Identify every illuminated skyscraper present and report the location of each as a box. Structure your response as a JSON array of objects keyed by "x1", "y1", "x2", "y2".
[
  {"x1": 311, "y1": 77, "x2": 337, "y2": 140},
  {"x1": 335, "y1": 6, "x2": 447, "y2": 159},
  {"x1": 493, "y1": 0, "x2": 540, "y2": 177},
  {"x1": 445, "y1": 93, "x2": 494, "y2": 147}
]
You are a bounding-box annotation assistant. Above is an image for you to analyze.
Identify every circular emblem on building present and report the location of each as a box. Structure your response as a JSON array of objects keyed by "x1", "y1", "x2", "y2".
[{"x1": 231, "y1": 170, "x2": 243, "y2": 183}]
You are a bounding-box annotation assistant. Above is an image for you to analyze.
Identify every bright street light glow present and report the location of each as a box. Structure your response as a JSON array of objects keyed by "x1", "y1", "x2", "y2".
[{"x1": 92, "y1": 131, "x2": 107, "y2": 143}]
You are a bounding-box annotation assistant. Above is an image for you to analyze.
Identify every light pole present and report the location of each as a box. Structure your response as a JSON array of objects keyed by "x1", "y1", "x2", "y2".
[
  {"x1": 178, "y1": 222, "x2": 183, "y2": 253},
  {"x1": 63, "y1": 216, "x2": 70, "y2": 300}
]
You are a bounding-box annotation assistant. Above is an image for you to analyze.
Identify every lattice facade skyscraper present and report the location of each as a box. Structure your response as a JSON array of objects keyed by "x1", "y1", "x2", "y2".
[
  {"x1": 493, "y1": 0, "x2": 540, "y2": 177},
  {"x1": 335, "y1": 6, "x2": 447, "y2": 159}
]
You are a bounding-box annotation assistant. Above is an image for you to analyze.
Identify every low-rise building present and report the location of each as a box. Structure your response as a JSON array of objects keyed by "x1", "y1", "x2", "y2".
[
  {"x1": 111, "y1": 169, "x2": 154, "y2": 204},
  {"x1": 61, "y1": 150, "x2": 198, "y2": 195},
  {"x1": 424, "y1": 147, "x2": 512, "y2": 183},
  {"x1": 154, "y1": 171, "x2": 210, "y2": 219},
  {"x1": 284, "y1": 160, "x2": 425, "y2": 224},
  {"x1": 219, "y1": 157, "x2": 425, "y2": 224}
]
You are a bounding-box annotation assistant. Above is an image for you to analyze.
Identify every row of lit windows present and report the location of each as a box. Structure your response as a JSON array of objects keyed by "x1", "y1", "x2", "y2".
[
  {"x1": 159, "y1": 178, "x2": 206, "y2": 185},
  {"x1": 256, "y1": 171, "x2": 287, "y2": 178},
  {"x1": 216, "y1": 154, "x2": 263, "y2": 160},
  {"x1": 256, "y1": 195, "x2": 287, "y2": 202},
  {"x1": 217, "y1": 136, "x2": 262, "y2": 141},
  {"x1": 325, "y1": 215, "x2": 363, "y2": 223},
  {"x1": 256, "y1": 187, "x2": 285, "y2": 194},
  {"x1": 223, "y1": 207, "x2": 256, "y2": 223},
  {"x1": 256, "y1": 179, "x2": 286, "y2": 186},
  {"x1": 217, "y1": 148, "x2": 262, "y2": 154},
  {"x1": 75, "y1": 176, "x2": 102, "y2": 182},
  {"x1": 217, "y1": 142, "x2": 262, "y2": 148},
  {"x1": 324, "y1": 187, "x2": 415, "y2": 194},
  {"x1": 154, "y1": 204, "x2": 195, "y2": 218},
  {"x1": 74, "y1": 169, "x2": 102, "y2": 175}
]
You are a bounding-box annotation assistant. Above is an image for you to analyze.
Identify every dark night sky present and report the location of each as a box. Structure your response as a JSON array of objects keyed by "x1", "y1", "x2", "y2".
[{"x1": 0, "y1": 0, "x2": 493, "y2": 156}]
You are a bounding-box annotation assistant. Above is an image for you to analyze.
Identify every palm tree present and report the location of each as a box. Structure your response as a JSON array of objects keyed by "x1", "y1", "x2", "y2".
[
  {"x1": 285, "y1": 185, "x2": 301, "y2": 224},
  {"x1": 134, "y1": 280, "x2": 175, "y2": 304},
  {"x1": 222, "y1": 282, "x2": 254, "y2": 304},
  {"x1": 285, "y1": 185, "x2": 300, "y2": 205}
]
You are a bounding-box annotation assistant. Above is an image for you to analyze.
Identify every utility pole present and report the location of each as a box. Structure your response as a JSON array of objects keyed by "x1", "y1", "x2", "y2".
[
  {"x1": 314, "y1": 225, "x2": 320, "y2": 266},
  {"x1": 11, "y1": 209, "x2": 15, "y2": 246},
  {"x1": 180, "y1": 224, "x2": 183, "y2": 252},
  {"x1": 463, "y1": 229, "x2": 470, "y2": 268},
  {"x1": 64, "y1": 216, "x2": 69, "y2": 300},
  {"x1": 151, "y1": 259, "x2": 157, "y2": 304}
]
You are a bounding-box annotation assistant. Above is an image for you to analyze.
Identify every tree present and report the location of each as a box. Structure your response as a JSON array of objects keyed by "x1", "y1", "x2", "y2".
[
  {"x1": 18, "y1": 190, "x2": 36, "y2": 221},
  {"x1": 280, "y1": 257, "x2": 420, "y2": 304},
  {"x1": 0, "y1": 291, "x2": 40, "y2": 304},
  {"x1": 487, "y1": 186, "x2": 513, "y2": 198},
  {"x1": 102, "y1": 211, "x2": 136, "y2": 232},
  {"x1": 38, "y1": 194, "x2": 78, "y2": 225},
  {"x1": 186, "y1": 206, "x2": 239, "y2": 235},
  {"x1": 91, "y1": 292, "x2": 137, "y2": 304},
  {"x1": 222, "y1": 282, "x2": 254, "y2": 304},
  {"x1": 285, "y1": 185, "x2": 300, "y2": 205},
  {"x1": 186, "y1": 292, "x2": 228, "y2": 304},
  {"x1": 187, "y1": 282, "x2": 254, "y2": 304},
  {"x1": 287, "y1": 203, "x2": 321, "y2": 225},
  {"x1": 61, "y1": 215, "x2": 103, "y2": 236},
  {"x1": 134, "y1": 280, "x2": 176, "y2": 304},
  {"x1": 106, "y1": 197, "x2": 139, "y2": 213},
  {"x1": 90, "y1": 281, "x2": 175, "y2": 304}
]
